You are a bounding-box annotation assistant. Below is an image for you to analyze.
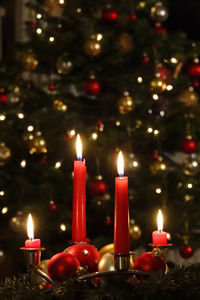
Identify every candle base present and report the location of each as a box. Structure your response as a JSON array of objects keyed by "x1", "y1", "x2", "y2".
[
  {"x1": 114, "y1": 252, "x2": 134, "y2": 271},
  {"x1": 20, "y1": 247, "x2": 45, "y2": 270},
  {"x1": 148, "y1": 243, "x2": 173, "y2": 261}
]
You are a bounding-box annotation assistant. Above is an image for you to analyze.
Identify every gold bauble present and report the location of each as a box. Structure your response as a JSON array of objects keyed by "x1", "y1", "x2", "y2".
[
  {"x1": 45, "y1": 0, "x2": 64, "y2": 17},
  {"x1": 117, "y1": 33, "x2": 134, "y2": 53},
  {"x1": 150, "y1": 78, "x2": 166, "y2": 94},
  {"x1": 183, "y1": 155, "x2": 200, "y2": 176},
  {"x1": 150, "y1": 157, "x2": 167, "y2": 175},
  {"x1": 28, "y1": 135, "x2": 47, "y2": 154},
  {"x1": 130, "y1": 224, "x2": 142, "y2": 240},
  {"x1": 56, "y1": 55, "x2": 72, "y2": 75},
  {"x1": 10, "y1": 211, "x2": 26, "y2": 232},
  {"x1": 53, "y1": 99, "x2": 67, "y2": 112},
  {"x1": 178, "y1": 89, "x2": 199, "y2": 106},
  {"x1": 0, "y1": 143, "x2": 11, "y2": 166},
  {"x1": 118, "y1": 92, "x2": 135, "y2": 114},
  {"x1": 22, "y1": 49, "x2": 38, "y2": 71},
  {"x1": 98, "y1": 253, "x2": 115, "y2": 272},
  {"x1": 31, "y1": 260, "x2": 50, "y2": 288},
  {"x1": 99, "y1": 243, "x2": 114, "y2": 257},
  {"x1": 84, "y1": 36, "x2": 101, "y2": 57}
]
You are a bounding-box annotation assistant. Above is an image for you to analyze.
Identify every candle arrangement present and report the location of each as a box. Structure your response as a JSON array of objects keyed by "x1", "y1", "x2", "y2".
[{"x1": 20, "y1": 135, "x2": 172, "y2": 288}]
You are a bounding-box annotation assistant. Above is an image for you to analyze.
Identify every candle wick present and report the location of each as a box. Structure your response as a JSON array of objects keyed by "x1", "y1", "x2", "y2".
[
  {"x1": 158, "y1": 229, "x2": 162, "y2": 234},
  {"x1": 119, "y1": 174, "x2": 124, "y2": 178},
  {"x1": 77, "y1": 157, "x2": 82, "y2": 161}
]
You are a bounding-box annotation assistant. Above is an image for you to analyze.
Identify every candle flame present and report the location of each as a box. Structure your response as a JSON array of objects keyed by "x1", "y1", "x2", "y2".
[
  {"x1": 27, "y1": 214, "x2": 34, "y2": 240},
  {"x1": 76, "y1": 134, "x2": 82, "y2": 160},
  {"x1": 157, "y1": 209, "x2": 163, "y2": 233},
  {"x1": 117, "y1": 151, "x2": 124, "y2": 176}
]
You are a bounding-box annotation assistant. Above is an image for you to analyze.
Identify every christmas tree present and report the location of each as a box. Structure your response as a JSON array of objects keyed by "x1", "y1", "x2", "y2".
[{"x1": 0, "y1": 0, "x2": 200, "y2": 278}]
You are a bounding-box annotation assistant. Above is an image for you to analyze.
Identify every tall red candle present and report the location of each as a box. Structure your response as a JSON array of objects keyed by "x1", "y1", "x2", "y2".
[
  {"x1": 72, "y1": 134, "x2": 87, "y2": 242},
  {"x1": 152, "y1": 209, "x2": 167, "y2": 245},
  {"x1": 114, "y1": 151, "x2": 130, "y2": 254},
  {"x1": 25, "y1": 214, "x2": 41, "y2": 248}
]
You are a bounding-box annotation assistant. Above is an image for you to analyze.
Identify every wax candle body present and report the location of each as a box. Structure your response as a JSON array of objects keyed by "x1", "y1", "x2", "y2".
[
  {"x1": 72, "y1": 160, "x2": 87, "y2": 242},
  {"x1": 152, "y1": 230, "x2": 167, "y2": 245},
  {"x1": 25, "y1": 239, "x2": 41, "y2": 248},
  {"x1": 114, "y1": 176, "x2": 130, "y2": 254}
]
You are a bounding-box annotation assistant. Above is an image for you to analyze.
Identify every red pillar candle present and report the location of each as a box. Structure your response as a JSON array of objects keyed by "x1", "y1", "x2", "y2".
[
  {"x1": 72, "y1": 134, "x2": 87, "y2": 242},
  {"x1": 152, "y1": 209, "x2": 167, "y2": 245},
  {"x1": 114, "y1": 151, "x2": 130, "y2": 254},
  {"x1": 25, "y1": 214, "x2": 41, "y2": 248}
]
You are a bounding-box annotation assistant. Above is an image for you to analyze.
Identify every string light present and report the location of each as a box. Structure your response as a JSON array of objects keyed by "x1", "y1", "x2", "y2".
[
  {"x1": 49, "y1": 36, "x2": 55, "y2": 43},
  {"x1": 116, "y1": 121, "x2": 120, "y2": 126},
  {"x1": 36, "y1": 13, "x2": 42, "y2": 19},
  {"x1": 17, "y1": 113, "x2": 24, "y2": 119},
  {"x1": 152, "y1": 94, "x2": 159, "y2": 100},
  {"x1": 36, "y1": 28, "x2": 42, "y2": 35},
  {"x1": 77, "y1": 8, "x2": 82, "y2": 13},
  {"x1": 132, "y1": 160, "x2": 139, "y2": 168},
  {"x1": 70, "y1": 129, "x2": 76, "y2": 136},
  {"x1": 187, "y1": 183, "x2": 193, "y2": 189},
  {"x1": 27, "y1": 125, "x2": 34, "y2": 132},
  {"x1": 166, "y1": 84, "x2": 173, "y2": 91},
  {"x1": 137, "y1": 76, "x2": 143, "y2": 83},
  {"x1": 155, "y1": 188, "x2": 162, "y2": 194},
  {"x1": 170, "y1": 57, "x2": 178, "y2": 64},
  {"x1": 194, "y1": 58, "x2": 199, "y2": 64},
  {"x1": 0, "y1": 114, "x2": 6, "y2": 121},
  {"x1": 55, "y1": 161, "x2": 62, "y2": 169},
  {"x1": 91, "y1": 132, "x2": 98, "y2": 141},
  {"x1": 60, "y1": 223, "x2": 66, "y2": 231},
  {"x1": 97, "y1": 34, "x2": 103, "y2": 41},
  {"x1": 2, "y1": 207, "x2": 8, "y2": 214},
  {"x1": 154, "y1": 129, "x2": 159, "y2": 136},
  {"x1": 0, "y1": 191, "x2": 5, "y2": 196},
  {"x1": 147, "y1": 127, "x2": 153, "y2": 133},
  {"x1": 20, "y1": 160, "x2": 26, "y2": 168},
  {"x1": 59, "y1": 0, "x2": 64, "y2": 4}
]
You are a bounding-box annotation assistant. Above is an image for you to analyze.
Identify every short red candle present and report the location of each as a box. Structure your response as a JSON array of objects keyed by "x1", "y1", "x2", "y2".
[
  {"x1": 152, "y1": 209, "x2": 167, "y2": 245},
  {"x1": 72, "y1": 134, "x2": 87, "y2": 242},
  {"x1": 25, "y1": 214, "x2": 41, "y2": 248},
  {"x1": 114, "y1": 151, "x2": 130, "y2": 254}
]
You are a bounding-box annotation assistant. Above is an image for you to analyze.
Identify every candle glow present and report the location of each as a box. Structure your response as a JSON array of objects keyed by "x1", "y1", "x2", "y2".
[
  {"x1": 76, "y1": 134, "x2": 82, "y2": 160},
  {"x1": 25, "y1": 214, "x2": 41, "y2": 248},
  {"x1": 117, "y1": 151, "x2": 124, "y2": 176},
  {"x1": 152, "y1": 209, "x2": 167, "y2": 245},
  {"x1": 27, "y1": 213, "x2": 34, "y2": 240},
  {"x1": 157, "y1": 209, "x2": 163, "y2": 233}
]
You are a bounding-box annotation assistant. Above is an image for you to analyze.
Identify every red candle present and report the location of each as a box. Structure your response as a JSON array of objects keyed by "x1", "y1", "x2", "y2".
[
  {"x1": 25, "y1": 214, "x2": 41, "y2": 248},
  {"x1": 72, "y1": 134, "x2": 87, "y2": 242},
  {"x1": 152, "y1": 209, "x2": 167, "y2": 245},
  {"x1": 114, "y1": 151, "x2": 130, "y2": 254}
]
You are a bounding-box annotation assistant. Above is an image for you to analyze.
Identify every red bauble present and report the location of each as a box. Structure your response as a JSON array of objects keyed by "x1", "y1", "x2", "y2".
[
  {"x1": 47, "y1": 253, "x2": 80, "y2": 282},
  {"x1": 105, "y1": 216, "x2": 112, "y2": 226},
  {"x1": 0, "y1": 92, "x2": 7, "y2": 103},
  {"x1": 153, "y1": 24, "x2": 168, "y2": 34},
  {"x1": 49, "y1": 202, "x2": 57, "y2": 211},
  {"x1": 128, "y1": 14, "x2": 136, "y2": 21},
  {"x1": 179, "y1": 245, "x2": 194, "y2": 259},
  {"x1": 102, "y1": 7, "x2": 118, "y2": 23},
  {"x1": 155, "y1": 66, "x2": 171, "y2": 83},
  {"x1": 181, "y1": 138, "x2": 196, "y2": 154},
  {"x1": 142, "y1": 55, "x2": 150, "y2": 63},
  {"x1": 188, "y1": 63, "x2": 200, "y2": 79},
  {"x1": 48, "y1": 84, "x2": 56, "y2": 91},
  {"x1": 89, "y1": 178, "x2": 107, "y2": 197},
  {"x1": 65, "y1": 243, "x2": 100, "y2": 273},
  {"x1": 134, "y1": 252, "x2": 166, "y2": 273},
  {"x1": 83, "y1": 78, "x2": 100, "y2": 96}
]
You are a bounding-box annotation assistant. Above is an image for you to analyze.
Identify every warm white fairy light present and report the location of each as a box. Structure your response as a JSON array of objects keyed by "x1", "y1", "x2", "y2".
[
  {"x1": 194, "y1": 58, "x2": 199, "y2": 63},
  {"x1": 27, "y1": 125, "x2": 34, "y2": 132},
  {"x1": 36, "y1": 28, "x2": 42, "y2": 35},
  {"x1": 20, "y1": 160, "x2": 26, "y2": 168},
  {"x1": 91, "y1": 132, "x2": 98, "y2": 141},
  {"x1": 155, "y1": 188, "x2": 162, "y2": 194},
  {"x1": 147, "y1": 127, "x2": 153, "y2": 133},
  {"x1": 17, "y1": 113, "x2": 24, "y2": 119},
  {"x1": 77, "y1": 8, "x2": 82, "y2": 13},
  {"x1": 59, "y1": 0, "x2": 64, "y2": 4},
  {"x1": 97, "y1": 33, "x2": 103, "y2": 41},
  {"x1": 0, "y1": 114, "x2": 6, "y2": 121},
  {"x1": 137, "y1": 76, "x2": 143, "y2": 83},
  {"x1": 170, "y1": 57, "x2": 178, "y2": 64},
  {"x1": 154, "y1": 129, "x2": 159, "y2": 136},
  {"x1": 132, "y1": 160, "x2": 139, "y2": 168},
  {"x1": 49, "y1": 36, "x2": 55, "y2": 43},
  {"x1": 36, "y1": 13, "x2": 42, "y2": 19},
  {"x1": 2, "y1": 207, "x2": 8, "y2": 214},
  {"x1": 116, "y1": 121, "x2": 120, "y2": 126},
  {"x1": 70, "y1": 129, "x2": 76, "y2": 136},
  {"x1": 60, "y1": 223, "x2": 66, "y2": 231},
  {"x1": 153, "y1": 94, "x2": 159, "y2": 100},
  {"x1": 160, "y1": 110, "x2": 165, "y2": 117},
  {"x1": 166, "y1": 84, "x2": 173, "y2": 91},
  {"x1": 187, "y1": 183, "x2": 193, "y2": 189},
  {"x1": 55, "y1": 161, "x2": 62, "y2": 169},
  {"x1": 0, "y1": 191, "x2": 5, "y2": 196}
]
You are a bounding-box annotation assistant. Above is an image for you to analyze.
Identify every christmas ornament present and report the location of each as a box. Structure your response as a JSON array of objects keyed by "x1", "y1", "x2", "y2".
[
  {"x1": 10, "y1": 211, "x2": 26, "y2": 232},
  {"x1": 128, "y1": 13, "x2": 137, "y2": 21},
  {"x1": 188, "y1": 62, "x2": 200, "y2": 79},
  {"x1": 97, "y1": 120, "x2": 104, "y2": 132},
  {"x1": 52, "y1": 99, "x2": 67, "y2": 112},
  {"x1": 84, "y1": 36, "x2": 101, "y2": 57},
  {"x1": 45, "y1": 0, "x2": 64, "y2": 17},
  {"x1": 116, "y1": 33, "x2": 134, "y2": 53},
  {"x1": 47, "y1": 253, "x2": 80, "y2": 282},
  {"x1": 130, "y1": 222, "x2": 142, "y2": 240},
  {"x1": 105, "y1": 216, "x2": 112, "y2": 226},
  {"x1": 28, "y1": 135, "x2": 47, "y2": 155},
  {"x1": 89, "y1": 177, "x2": 107, "y2": 197},
  {"x1": 155, "y1": 66, "x2": 171, "y2": 83},
  {"x1": 22, "y1": 49, "x2": 38, "y2": 71},
  {"x1": 150, "y1": 156, "x2": 167, "y2": 174},
  {"x1": 65, "y1": 243, "x2": 100, "y2": 273},
  {"x1": 150, "y1": 78, "x2": 166, "y2": 94},
  {"x1": 49, "y1": 201, "x2": 57, "y2": 211},
  {"x1": 178, "y1": 89, "x2": 199, "y2": 106},
  {"x1": 56, "y1": 54, "x2": 72, "y2": 75},
  {"x1": 183, "y1": 154, "x2": 200, "y2": 176},
  {"x1": 0, "y1": 143, "x2": 11, "y2": 165},
  {"x1": 99, "y1": 243, "x2": 114, "y2": 257},
  {"x1": 31, "y1": 260, "x2": 50, "y2": 288},
  {"x1": 150, "y1": 2, "x2": 169, "y2": 22},
  {"x1": 83, "y1": 77, "x2": 100, "y2": 96},
  {"x1": 48, "y1": 83, "x2": 56, "y2": 92},
  {"x1": 102, "y1": 6, "x2": 118, "y2": 23},
  {"x1": 153, "y1": 23, "x2": 167, "y2": 34},
  {"x1": 142, "y1": 54, "x2": 150, "y2": 63},
  {"x1": 98, "y1": 253, "x2": 115, "y2": 272},
  {"x1": 181, "y1": 137, "x2": 196, "y2": 154},
  {"x1": 0, "y1": 88, "x2": 7, "y2": 103},
  {"x1": 118, "y1": 92, "x2": 135, "y2": 114},
  {"x1": 7, "y1": 86, "x2": 21, "y2": 104},
  {"x1": 134, "y1": 252, "x2": 165, "y2": 273},
  {"x1": 179, "y1": 245, "x2": 194, "y2": 259}
]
